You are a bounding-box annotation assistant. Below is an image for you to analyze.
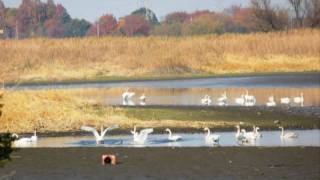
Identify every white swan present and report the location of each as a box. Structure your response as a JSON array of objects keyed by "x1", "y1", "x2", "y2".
[
  {"x1": 12, "y1": 131, "x2": 38, "y2": 144},
  {"x1": 139, "y1": 94, "x2": 146, "y2": 106},
  {"x1": 204, "y1": 127, "x2": 220, "y2": 144},
  {"x1": 244, "y1": 126, "x2": 258, "y2": 140},
  {"x1": 279, "y1": 126, "x2": 298, "y2": 139},
  {"x1": 165, "y1": 128, "x2": 182, "y2": 142},
  {"x1": 235, "y1": 125, "x2": 248, "y2": 143},
  {"x1": 280, "y1": 97, "x2": 290, "y2": 105},
  {"x1": 122, "y1": 89, "x2": 135, "y2": 101},
  {"x1": 217, "y1": 91, "x2": 228, "y2": 106},
  {"x1": 293, "y1": 93, "x2": 304, "y2": 107},
  {"x1": 266, "y1": 95, "x2": 276, "y2": 107},
  {"x1": 201, "y1": 95, "x2": 212, "y2": 106},
  {"x1": 255, "y1": 127, "x2": 262, "y2": 138},
  {"x1": 81, "y1": 125, "x2": 119, "y2": 144},
  {"x1": 244, "y1": 90, "x2": 256, "y2": 106},
  {"x1": 131, "y1": 126, "x2": 153, "y2": 144},
  {"x1": 235, "y1": 95, "x2": 245, "y2": 106}
]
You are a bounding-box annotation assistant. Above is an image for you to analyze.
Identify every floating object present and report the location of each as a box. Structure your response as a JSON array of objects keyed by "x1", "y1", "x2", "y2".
[
  {"x1": 102, "y1": 154, "x2": 117, "y2": 165},
  {"x1": 266, "y1": 95, "x2": 276, "y2": 107},
  {"x1": 279, "y1": 126, "x2": 298, "y2": 139},
  {"x1": 201, "y1": 95, "x2": 212, "y2": 106},
  {"x1": 165, "y1": 128, "x2": 182, "y2": 142},
  {"x1": 204, "y1": 127, "x2": 220, "y2": 144},
  {"x1": 293, "y1": 93, "x2": 304, "y2": 107},
  {"x1": 81, "y1": 125, "x2": 119, "y2": 144},
  {"x1": 131, "y1": 126, "x2": 153, "y2": 144}
]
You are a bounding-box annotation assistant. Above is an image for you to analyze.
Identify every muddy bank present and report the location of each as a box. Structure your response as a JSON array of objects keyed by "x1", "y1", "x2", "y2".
[{"x1": 0, "y1": 147, "x2": 319, "y2": 180}]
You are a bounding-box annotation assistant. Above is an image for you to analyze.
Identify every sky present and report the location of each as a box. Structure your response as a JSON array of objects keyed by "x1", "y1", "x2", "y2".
[{"x1": 2, "y1": 0, "x2": 288, "y2": 22}]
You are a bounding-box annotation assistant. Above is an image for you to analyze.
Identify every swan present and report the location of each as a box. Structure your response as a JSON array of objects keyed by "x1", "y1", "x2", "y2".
[
  {"x1": 244, "y1": 90, "x2": 256, "y2": 106},
  {"x1": 235, "y1": 95, "x2": 245, "y2": 106},
  {"x1": 280, "y1": 97, "x2": 290, "y2": 105},
  {"x1": 131, "y1": 126, "x2": 153, "y2": 144},
  {"x1": 235, "y1": 125, "x2": 248, "y2": 143},
  {"x1": 266, "y1": 95, "x2": 276, "y2": 107},
  {"x1": 217, "y1": 91, "x2": 228, "y2": 106},
  {"x1": 279, "y1": 126, "x2": 298, "y2": 139},
  {"x1": 244, "y1": 126, "x2": 257, "y2": 140},
  {"x1": 204, "y1": 127, "x2": 220, "y2": 144},
  {"x1": 201, "y1": 95, "x2": 212, "y2": 106},
  {"x1": 139, "y1": 94, "x2": 146, "y2": 106},
  {"x1": 293, "y1": 93, "x2": 304, "y2": 107},
  {"x1": 165, "y1": 128, "x2": 182, "y2": 142},
  {"x1": 139, "y1": 94, "x2": 146, "y2": 102},
  {"x1": 255, "y1": 127, "x2": 262, "y2": 137},
  {"x1": 12, "y1": 131, "x2": 38, "y2": 145},
  {"x1": 122, "y1": 89, "x2": 135, "y2": 101},
  {"x1": 81, "y1": 125, "x2": 119, "y2": 144}
]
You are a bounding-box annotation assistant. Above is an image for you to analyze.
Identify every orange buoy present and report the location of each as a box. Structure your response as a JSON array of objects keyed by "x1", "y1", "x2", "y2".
[{"x1": 102, "y1": 154, "x2": 117, "y2": 165}]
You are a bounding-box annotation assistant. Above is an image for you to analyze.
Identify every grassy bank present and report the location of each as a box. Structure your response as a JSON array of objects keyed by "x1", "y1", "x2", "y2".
[
  {"x1": 1, "y1": 29, "x2": 319, "y2": 83},
  {"x1": 0, "y1": 90, "x2": 318, "y2": 133}
]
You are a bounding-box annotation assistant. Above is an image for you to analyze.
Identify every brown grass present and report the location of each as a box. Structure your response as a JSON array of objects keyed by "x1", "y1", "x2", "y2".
[
  {"x1": 0, "y1": 29, "x2": 319, "y2": 82},
  {"x1": 0, "y1": 89, "x2": 238, "y2": 133}
]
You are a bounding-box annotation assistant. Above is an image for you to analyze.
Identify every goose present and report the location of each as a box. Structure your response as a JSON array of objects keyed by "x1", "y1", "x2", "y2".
[
  {"x1": 293, "y1": 93, "x2": 304, "y2": 107},
  {"x1": 279, "y1": 126, "x2": 298, "y2": 139},
  {"x1": 235, "y1": 95, "x2": 245, "y2": 106},
  {"x1": 81, "y1": 125, "x2": 119, "y2": 144},
  {"x1": 217, "y1": 91, "x2": 228, "y2": 106},
  {"x1": 122, "y1": 89, "x2": 135, "y2": 101},
  {"x1": 165, "y1": 128, "x2": 182, "y2": 142},
  {"x1": 12, "y1": 131, "x2": 38, "y2": 144},
  {"x1": 131, "y1": 126, "x2": 153, "y2": 144},
  {"x1": 235, "y1": 125, "x2": 248, "y2": 143},
  {"x1": 280, "y1": 97, "x2": 290, "y2": 105},
  {"x1": 201, "y1": 95, "x2": 212, "y2": 106},
  {"x1": 204, "y1": 127, "x2": 220, "y2": 144},
  {"x1": 266, "y1": 95, "x2": 276, "y2": 107}
]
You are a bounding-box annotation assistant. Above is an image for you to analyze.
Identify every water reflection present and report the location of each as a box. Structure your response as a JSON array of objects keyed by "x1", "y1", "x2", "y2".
[{"x1": 13, "y1": 130, "x2": 320, "y2": 148}]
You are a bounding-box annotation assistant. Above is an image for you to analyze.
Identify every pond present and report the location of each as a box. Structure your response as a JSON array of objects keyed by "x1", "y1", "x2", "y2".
[{"x1": 13, "y1": 129, "x2": 320, "y2": 148}]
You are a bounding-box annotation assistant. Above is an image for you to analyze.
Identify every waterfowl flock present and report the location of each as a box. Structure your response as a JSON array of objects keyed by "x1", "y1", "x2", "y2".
[
  {"x1": 122, "y1": 89, "x2": 305, "y2": 107},
  {"x1": 11, "y1": 123, "x2": 301, "y2": 147}
]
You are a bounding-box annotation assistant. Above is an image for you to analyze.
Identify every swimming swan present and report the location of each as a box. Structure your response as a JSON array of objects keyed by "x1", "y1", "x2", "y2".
[
  {"x1": 165, "y1": 128, "x2": 182, "y2": 142},
  {"x1": 204, "y1": 127, "x2": 220, "y2": 144},
  {"x1": 279, "y1": 126, "x2": 298, "y2": 139}
]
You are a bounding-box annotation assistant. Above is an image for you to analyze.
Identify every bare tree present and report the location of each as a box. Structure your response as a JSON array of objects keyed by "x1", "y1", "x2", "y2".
[
  {"x1": 251, "y1": 0, "x2": 288, "y2": 31},
  {"x1": 288, "y1": 0, "x2": 305, "y2": 27},
  {"x1": 304, "y1": 0, "x2": 320, "y2": 27}
]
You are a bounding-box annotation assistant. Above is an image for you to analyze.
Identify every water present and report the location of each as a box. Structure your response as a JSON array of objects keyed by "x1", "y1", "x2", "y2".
[
  {"x1": 6, "y1": 73, "x2": 320, "y2": 90},
  {"x1": 13, "y1": 129, "x2": 320, "y2": 148},
  {"x1": 76, "y1": 87, "x2": 320, "y2": 107}
]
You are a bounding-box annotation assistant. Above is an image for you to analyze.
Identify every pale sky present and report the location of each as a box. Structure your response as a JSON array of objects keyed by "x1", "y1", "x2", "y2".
[{"x1": 2, "y1": 0, "x2": 288, "y2": 22}]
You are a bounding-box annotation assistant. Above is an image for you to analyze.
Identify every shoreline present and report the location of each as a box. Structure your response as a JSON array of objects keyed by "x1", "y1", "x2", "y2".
[{"x1": 5, "y1": 71, "x2": 320, "y2": 89}]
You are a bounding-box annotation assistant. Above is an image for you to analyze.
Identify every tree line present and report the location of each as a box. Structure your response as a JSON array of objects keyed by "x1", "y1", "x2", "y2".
[{"x1": 0, "y1": 0, "x2": 319, "y2": 39}]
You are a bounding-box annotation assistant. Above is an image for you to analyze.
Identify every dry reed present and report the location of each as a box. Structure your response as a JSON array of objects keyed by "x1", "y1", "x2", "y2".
[{"x1": 0, "y1": 29, "x2": 319, "y2": 82}]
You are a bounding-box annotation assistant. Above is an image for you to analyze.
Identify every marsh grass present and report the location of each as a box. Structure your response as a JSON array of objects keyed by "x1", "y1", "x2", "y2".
[
  {"x1": 0, "y1": 29, "x2": 319, "y2": 82},
  {"x1": 0, "y1": 89, "x2": 318, "y2": 133}
]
